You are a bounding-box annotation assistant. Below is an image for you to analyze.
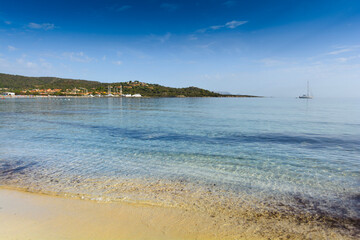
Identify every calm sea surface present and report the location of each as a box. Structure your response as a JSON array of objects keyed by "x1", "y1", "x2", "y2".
[{"x1": 1, "y1": 97, "x2": 359, "y2": 229}]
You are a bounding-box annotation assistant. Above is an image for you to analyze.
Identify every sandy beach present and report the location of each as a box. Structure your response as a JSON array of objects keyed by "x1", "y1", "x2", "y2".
[
  {"x1": 1, "y1": 0, "x2": 360, "y2": 239},
  {"x1": 0, "y1": 188, "x2": 223, "y2": 240},
  {"x1": 1, "y1": 187, "x2": 357, "y2": 240}
]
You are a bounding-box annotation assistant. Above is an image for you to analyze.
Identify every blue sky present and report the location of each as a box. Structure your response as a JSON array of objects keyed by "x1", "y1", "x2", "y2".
[{"x1": 0, "y1": 0, "x2": 360, "y2": 97}]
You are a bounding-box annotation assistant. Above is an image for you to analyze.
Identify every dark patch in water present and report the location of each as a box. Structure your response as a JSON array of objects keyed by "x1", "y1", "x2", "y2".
[
  {"x1": 36, "y1": 119, "x2": 360, "y2": 151},
  {"x1": 0, "y1": 160, "x2": 38, "y2": 176},
  {"x1": 351, "y1": 193, "x2": 360, "y2": 202}
]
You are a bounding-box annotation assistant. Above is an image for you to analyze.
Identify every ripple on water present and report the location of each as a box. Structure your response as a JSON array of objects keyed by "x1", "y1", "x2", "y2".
[{"x1": 1, "y1": 98, "x2": 360, "y2": 239}]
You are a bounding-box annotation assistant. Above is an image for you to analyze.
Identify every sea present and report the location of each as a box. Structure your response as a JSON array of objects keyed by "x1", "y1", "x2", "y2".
[{"x1": 0, "y1": 97, "x2": 359, "y2": 237}]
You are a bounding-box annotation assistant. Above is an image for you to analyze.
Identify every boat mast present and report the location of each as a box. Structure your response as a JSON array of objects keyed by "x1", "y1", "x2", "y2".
[{"x1": 307, "y1": 81, "x2": 309, "y2": 97}]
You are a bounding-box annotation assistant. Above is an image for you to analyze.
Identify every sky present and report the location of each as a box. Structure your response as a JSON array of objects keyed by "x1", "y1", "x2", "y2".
[{"x1": 0, "y1": 0, "x2": 360, "y2": 97}]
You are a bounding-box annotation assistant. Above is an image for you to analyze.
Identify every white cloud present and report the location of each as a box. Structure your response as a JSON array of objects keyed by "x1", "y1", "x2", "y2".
[
  {"x1": 0, "y1": 55, "x2": 55, "y2": 76},
  {"x1": 16, "y1": 57, "x2": 25, "y2": 64},
  {"x1": 189, "y1": 35, "x2": 198, "y2": 41},
  {"x1": 259, "y1": 58, "x2": 284, "y2": 66},
  {"x1": 16, "y1": 55, "x2": 38, "y2": 68},
  {"x1": 149, "y1": 33, "x2": 172, "y2": 43},
  {"x1": 198, "y1": 20, "x2": 247, "y2": 33},
  {"x1": 116, "y1": 5, "x2": 132, "y2": 12},
  {"x1": 210, "y1": 25, "x2": 223, "y2": 30},
  {"x1": 159, "y1": 32, "x2": 171, "y2": 43},
  {"x1": 8, "y1": 45, "x2": 17, "y2": 51},
  {"x1": 28, "y1": 22, "x2": 55, "y2": 30},
  {"x1": 113, "y1": 61, "x2": 122, "y2": 65},
  {"x1": 40, "y1": 59, "x2": 52, "y2": 69},
  {"x1": 327, "y1": 45, "x2": 360, "y2": 55},
  {"x1": 336, "y1": 56, "x2": 357, "y2": 63},
  {"x1": 0, "y1": 56, "x2": 10, "y2": 68},
  {"x1": 41, "y1": 62, "x2": 52, "y2": 68},
  {"x1": 107, "y1": 4, "x2": 132, "y2": 12},
  {"x1": 62, "y1": 52, "x2": 94, "y2": 62},
  {"x1": 26, "y1": 62, "x2": 38, "y2": 68},
  {"x1": 198, "y1": 42, "x2": 216, "y2": 49},
  {"x1": 160, "y1": 3, "x2": 179, "y2": 11},
  {"x1": 328, "y1": 48, "x2": 352, "y2": 55},
  {"x1": 224, "y1": 1, "x2": 236, "y2": 7},
  {"x1": 4, "y1": 21, "x2": 11, "y2": 25},
  {"x1": 225, "y1": 20, "x2": 247, "y2": 29}
]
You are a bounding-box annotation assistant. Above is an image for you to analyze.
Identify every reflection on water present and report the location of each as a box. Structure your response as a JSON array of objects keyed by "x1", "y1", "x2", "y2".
[{"x1": 1, "y1": 97, "x2": 360, "y2": 238}]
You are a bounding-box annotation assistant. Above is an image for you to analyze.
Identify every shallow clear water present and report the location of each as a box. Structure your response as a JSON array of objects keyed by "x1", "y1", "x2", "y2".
[{"x1": 0, "y1": 97, "x2": 359, "y2": 223}]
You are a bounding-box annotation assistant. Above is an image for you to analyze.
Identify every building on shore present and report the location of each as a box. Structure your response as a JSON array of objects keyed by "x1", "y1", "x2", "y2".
[{"x1": 2, "y1": 92, "x2": 15, "y2": 96}]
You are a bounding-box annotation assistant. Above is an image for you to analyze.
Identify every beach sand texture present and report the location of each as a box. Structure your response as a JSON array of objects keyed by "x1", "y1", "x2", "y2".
[{"x1": 0, "y1": 188, "x2": 355, "y2": 240}]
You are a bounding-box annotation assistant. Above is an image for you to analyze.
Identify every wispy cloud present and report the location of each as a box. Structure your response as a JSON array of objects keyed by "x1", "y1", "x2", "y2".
[
  {"x1": 113, "y1": 60, "x2": 122, "y2": 65},
  {"x1": 225, "y1": 20, "x2": 246, "y2": 29},
  {"x1": 8, "y1": 45, "x2": 17, "y2": 51},
  {"x1": 16, "y1": 55, "x2": 38, "y2": 68},
  {"x1": 327, "y1": 45, "x2": 360, "y2": 55},
  {"x1": 160, "y1": 32, "x2": 171, "y2": 43},
  {"x1": 117, "y1": 5, "x2": 132, "y2": 12},
  {"x1": 198, "y1": 20, "x2": 247, "y2": 33},
  {"x1": 328, "y1": 48, "x2": 352, "y2": 55},
  {"x1": 188, "y1": 35, "x2": 198, "y2": 41},
  {"x1": 39, "y1": 58, "x2": 53, "y2": 69},
  {"x1": 336, "y1": 56, "x2": 358, "y2": 63},
  {"x1": 258, "y1": 58, "x2": 284, "y2": 67},
  {"x1": 62, "y1": 52, "x2": 94, "y2": 63},
  {"x1": 4, "y1": 21, "x2": 11, "y2": 25},
  {"x1": 0, "y1": 56, "x2": 10, "y2": 68},
  {"x1": 27, "y1": 22, "x2": 55, "y2": 30},
  {"x1": 108, "y1": 5, "x2": 132, "y2": 12},
  {"x1": 224, "y1": 1, "x2": 237, "y2": 7},
  {"x1": 160, "y1": 3, "x2": 179, "y2": 11},
  {"x1": 150, "y1": 32, "x2": 171, "y2": 43},
  {"x1": 198, "y1": 41, "x2": 216, "y2": 49},
  {"x1": 0, "y1": 55, "x2": 54, "y2": 76}
]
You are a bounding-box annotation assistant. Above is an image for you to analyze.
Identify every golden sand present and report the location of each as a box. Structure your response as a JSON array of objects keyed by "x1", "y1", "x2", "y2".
[
  {"x1": 0, "y1": 188, "x2": 223, "y2": 240},
  {"x1": 0, "y1": 188, "x2": 357, "y2": 240}
]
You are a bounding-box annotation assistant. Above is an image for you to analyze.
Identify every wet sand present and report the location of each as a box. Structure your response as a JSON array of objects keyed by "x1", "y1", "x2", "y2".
[
  {"x1": 0, "y1": 188, "x2": 226, "y2": 240},
  {"x1": 0, "y1": 188, "x2": 357, "y2": 240}
]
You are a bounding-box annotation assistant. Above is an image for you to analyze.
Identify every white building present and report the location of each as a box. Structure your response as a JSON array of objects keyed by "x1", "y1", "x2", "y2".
[{"x1": 2, "y1": 92, "x2": 15, "y2": 96}]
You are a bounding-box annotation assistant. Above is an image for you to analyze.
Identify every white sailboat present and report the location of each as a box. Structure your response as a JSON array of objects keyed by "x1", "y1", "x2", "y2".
[{"x1": 299, "y1": 81, "x2": 312, "y2": 99}]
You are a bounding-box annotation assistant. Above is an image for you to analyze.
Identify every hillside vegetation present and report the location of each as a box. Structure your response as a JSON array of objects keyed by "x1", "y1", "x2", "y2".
[
  {"x1": 0, "y1": 73, "x2": 102, "y2": 89},
  {"x1": 0, "y1": 73, "x2": 256, "y2": 97}
]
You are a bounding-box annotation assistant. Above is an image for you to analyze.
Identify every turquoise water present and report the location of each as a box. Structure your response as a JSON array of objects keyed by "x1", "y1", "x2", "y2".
[{"x1": 0, "y1": 97, "x2": 359, "y2": 228}]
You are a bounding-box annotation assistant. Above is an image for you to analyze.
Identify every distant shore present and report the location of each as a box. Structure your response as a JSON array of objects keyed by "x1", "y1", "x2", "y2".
[
  {"x1": 1, "y1": 95, "x2": 260, "y2": 99},
  {"x1": 0, "y1": 72, "x2": 259, "y2": 98}
]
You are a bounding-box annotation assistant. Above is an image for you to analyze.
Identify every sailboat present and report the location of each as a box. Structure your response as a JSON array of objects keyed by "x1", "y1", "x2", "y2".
[{"x1": 299, "y1": 81, "x2": 312, "y2": 99}]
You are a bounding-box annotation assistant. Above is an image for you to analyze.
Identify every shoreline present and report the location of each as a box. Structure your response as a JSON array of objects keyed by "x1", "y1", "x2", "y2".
[
  {"x1": 0, "y1": 186, "x2": 357, "y2": 240},
  {"x1": 0, "y1": 188, "x2": 222, "y2": 240},
  {"x1": 0, "y1": 95, "x2": 260, "y2": 99}
]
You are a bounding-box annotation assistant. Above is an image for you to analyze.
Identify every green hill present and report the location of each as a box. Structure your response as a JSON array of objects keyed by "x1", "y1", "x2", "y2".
[
  {"x1": 0, "y1": 73, "x2": 102, "y2": 90},
  {"x1": 0, "y1": 73, "x2": 256, "y2": 97}
]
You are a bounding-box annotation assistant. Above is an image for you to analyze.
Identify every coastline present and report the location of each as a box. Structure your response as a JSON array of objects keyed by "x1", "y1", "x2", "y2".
[{"x1": 0, "y1": 94, "x2": 260, "y2": 99}]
